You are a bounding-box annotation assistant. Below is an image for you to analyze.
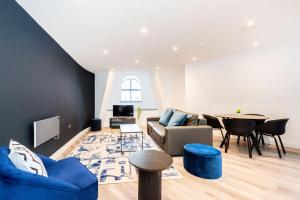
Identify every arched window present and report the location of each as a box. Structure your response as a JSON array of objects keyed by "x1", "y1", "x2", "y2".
[{"x1": 121, "y1": 77, "x2": 142, "y2": 102}]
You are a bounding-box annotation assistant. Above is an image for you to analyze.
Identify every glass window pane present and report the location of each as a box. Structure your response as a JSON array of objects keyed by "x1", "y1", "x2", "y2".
[
  {"x1": 131, "y1": 79, "x2": 141, "y2": 90},
  {"x1": 121, "y1": 91, "x2": 131, "y2": 101},
  {"x1": 121, "y1": 79, "x2": 130, "y2": 89},
  {"x1": 131, "y1": 91, "x2": 142, "y2": 101}
]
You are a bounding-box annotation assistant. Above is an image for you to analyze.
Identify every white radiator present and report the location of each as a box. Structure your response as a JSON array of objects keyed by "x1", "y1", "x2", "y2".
[{"x1": 33, "y1": 116, "x2": 60, "y2": 148}]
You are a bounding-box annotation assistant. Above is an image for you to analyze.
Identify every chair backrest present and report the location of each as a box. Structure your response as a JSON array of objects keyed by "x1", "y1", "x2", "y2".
[
  {"x1": 264, "y1": 118, "x2": 289, "y2": 135},
  {"x1": 202, "y1": 114, "x2": 223, "y2": 129},
  {"x1": 244, "y1": 113, "x2": 266, "y2": 125},
  {"x1": 222, "y1": 118, "x2": 256, "y2": 136}
]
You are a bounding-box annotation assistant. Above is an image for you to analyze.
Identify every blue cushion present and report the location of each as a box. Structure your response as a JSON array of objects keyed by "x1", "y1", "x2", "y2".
[
  {"x1": 159, "y1": 108, "x2": 174, "y2": 126},
  {"x1": 167, "y1": 111, "x2": 187, "y2": 127},
  {"x1": 0, "y1": 147, "x2": 98, "y2": 200},
  {"x1": 183, "y1": 144, "x2": 222, "y2": 179}
]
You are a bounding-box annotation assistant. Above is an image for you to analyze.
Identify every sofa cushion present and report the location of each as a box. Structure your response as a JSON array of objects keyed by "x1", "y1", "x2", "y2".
[
  {"x1": 184, "y1": 114, "x2": 199, "y2": 126},
  {"x1": 159, "y1": 108, "x2": 174, "y2": 126},
  {"x1": 167, "y1": 111, "x2": 188, "y2": 127},
  {"x1": 8, "y1": 140, "x2": 48, "y2": 177},
  {"x1": 148, "y1": 121, "x2": 166, "y2": 143}
]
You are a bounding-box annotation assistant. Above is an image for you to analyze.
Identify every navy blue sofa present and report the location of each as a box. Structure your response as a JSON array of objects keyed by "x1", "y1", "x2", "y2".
[{"x1": 0, "y1": 147, "x2": 98, "y2": 200}]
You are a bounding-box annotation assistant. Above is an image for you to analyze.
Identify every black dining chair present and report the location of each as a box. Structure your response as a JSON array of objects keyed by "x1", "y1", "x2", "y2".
[
  {"x1": 240, "y1": 114, "x2": 266, "y2": 144},
  {"x1": 202, "y1": 114, "x2": 224, "y2": 139},
  {"x1": 254, "y1": 119, "x2": 289, "y2": 158},
  {"x1": 221, "y1": 118, "x2": 262, "y2": 158}
]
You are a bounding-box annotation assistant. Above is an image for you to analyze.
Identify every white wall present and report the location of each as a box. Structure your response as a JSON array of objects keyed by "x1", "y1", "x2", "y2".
[
  {"x1": 154, "y1": 66, "x2": 186, "y2": 111},
  {"x1": 95, "y1": 71, "x2": 109, "y2": 118},
  {"x1": 185, "y1": 40, "x2": 300, "y2": 148}
]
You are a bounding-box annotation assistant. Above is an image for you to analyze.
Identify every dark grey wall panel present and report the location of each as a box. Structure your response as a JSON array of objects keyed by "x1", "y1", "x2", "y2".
[{"x1": 0, "y1": 0, "x2": 95, "y2": 155}]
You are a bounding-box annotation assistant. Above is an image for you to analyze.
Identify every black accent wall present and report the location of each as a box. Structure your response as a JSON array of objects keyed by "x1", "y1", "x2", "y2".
[{"x1": 0, "y1": 0, "x2": 95, "y2": 155}]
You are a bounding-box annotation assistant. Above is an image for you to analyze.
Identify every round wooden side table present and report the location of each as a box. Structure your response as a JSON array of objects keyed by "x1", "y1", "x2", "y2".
[{"x1": 129, "y1": 150, "x2": 173, "y2": 200}]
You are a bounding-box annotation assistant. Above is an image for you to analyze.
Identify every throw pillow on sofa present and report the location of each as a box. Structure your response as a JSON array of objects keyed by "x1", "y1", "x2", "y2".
[
  {"x1": 8, "y1": 139, "x2": 48, "y2": 177},
  {"x1": 159, "y1": 108, "x2": 174, "y2": 126},
  {"x1": 167, "y1": 111, "x2": 187, "y2": 127}
]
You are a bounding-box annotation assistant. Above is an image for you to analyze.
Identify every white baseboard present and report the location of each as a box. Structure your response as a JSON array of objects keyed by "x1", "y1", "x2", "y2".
[
  {"x1": 264, "y1": 138, "x2": 300, "y2": 149},
  {"x1": 213, "y1": 130, "x2": 300, "y2": 149},
  {"x1": 50, "y1": 127, "x2": 90, "y2": 159}
]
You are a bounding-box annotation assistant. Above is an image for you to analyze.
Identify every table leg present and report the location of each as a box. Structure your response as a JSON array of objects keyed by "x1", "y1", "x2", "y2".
[
  {"x1": 250, "y1": 133, "x2": 262, "y2": 155},
  {"x1": 220, "y1": 132, "x2": 229, "y2": 148},
  {"x1": 142, "y1": 131, "x2": 144, "y2": 150},
  {"x1": 138, "y1": 170, "x2": 162, "y2": 200},
  {"x1": 120, "y1": 131, "x2": 123, "y2": 154}
]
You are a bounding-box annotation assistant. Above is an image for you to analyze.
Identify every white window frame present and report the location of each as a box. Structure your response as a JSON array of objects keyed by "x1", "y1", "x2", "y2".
[{"x1": 121, "y1": 77, "x2": 142, "y2": 102}]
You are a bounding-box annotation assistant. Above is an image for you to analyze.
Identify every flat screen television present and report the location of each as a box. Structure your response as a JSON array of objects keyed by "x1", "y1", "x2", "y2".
[{"x1": 113, "y1": 105, "x2": 134, "y2": 117}]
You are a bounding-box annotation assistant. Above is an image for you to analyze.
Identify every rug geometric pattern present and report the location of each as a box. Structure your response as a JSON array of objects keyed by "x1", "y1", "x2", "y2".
[{"x1": 69, "y1": 131, "x2": 183, "y2": 184}]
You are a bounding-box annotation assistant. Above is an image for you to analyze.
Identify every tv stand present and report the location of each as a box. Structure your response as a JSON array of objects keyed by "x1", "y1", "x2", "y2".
[{"x1": 110, "y1": 117, "x2": 136, "y2": 129}]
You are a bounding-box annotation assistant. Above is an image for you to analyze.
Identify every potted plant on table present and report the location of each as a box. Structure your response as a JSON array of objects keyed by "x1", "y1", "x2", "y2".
[
  {"x1": 236, "y1": 108, "x2": 241, "y2": 115},
  {"x1": 136, "y1": 106, "x2": 142, "y2": 124}
]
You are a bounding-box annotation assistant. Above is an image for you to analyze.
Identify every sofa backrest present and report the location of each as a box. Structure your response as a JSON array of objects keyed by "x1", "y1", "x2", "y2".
[{"x1": 174, "y1": 109, "x2": 198, "y2": 126}]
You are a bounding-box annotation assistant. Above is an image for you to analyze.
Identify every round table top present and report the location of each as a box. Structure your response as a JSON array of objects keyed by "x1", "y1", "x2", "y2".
[
  {"x1": 216, "y1": 114, "x2": 268, "y2": 120},
  {"x1": 129, "y1": 150, "x2": 173, "y2": 172}
]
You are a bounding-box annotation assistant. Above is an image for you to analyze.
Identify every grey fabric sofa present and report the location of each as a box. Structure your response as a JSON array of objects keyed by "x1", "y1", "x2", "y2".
[{"x1": 147, "y1": 109, "x2": 213, "y2": 156}]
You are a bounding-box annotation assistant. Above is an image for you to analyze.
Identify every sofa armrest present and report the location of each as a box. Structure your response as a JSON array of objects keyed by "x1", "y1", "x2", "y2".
[
  {"x1": 164, "y1": 125, "x2": 213, "y2": 156},
  {"x1": 147, "y1": 116, "x2": 160, "y2": 122},
  {"x1": 4, "y1": 169, "x2": 79, "y2": 193},
  {"x1": 1, "y1": 172, "x2": 80, "y2": 200}
]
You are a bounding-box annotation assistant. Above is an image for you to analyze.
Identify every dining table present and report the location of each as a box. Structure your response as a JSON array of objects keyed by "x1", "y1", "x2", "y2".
[{"x1": 215, "y1": 114, "x2": 268, "y2": 120}]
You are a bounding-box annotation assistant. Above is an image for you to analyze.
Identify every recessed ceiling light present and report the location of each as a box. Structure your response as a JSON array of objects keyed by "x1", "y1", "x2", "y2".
[
  {"x1": 172, "y1": 46, "x2": 178, "y2": 51},
  {"x1": 192, "y1": 57, "x2": 197, "y2": 61},
  {"x1": 242, "y1": 20, "x2": 256, "y2": 31},
  {"x1": 140, "y1": 27, "x2": 148, "y2": 34},
  {"x1": 135, "y1": 59, "x2": 139, "y2": 64},
  {"x1": 103, "y1": 50, "x2": 109, "y2": 55},
  {"x1": 156, "y1": 66, "x2": 160, "y2": 70},
  {"x1": 247, "y1": 20, "x2": 255, "y2": 28},
  {"x1": 199, "y1": 43, "x2": 206, "y2": 48},
  {"x1": 252, "y1": 41, "x2": 259, "y2": 47}
]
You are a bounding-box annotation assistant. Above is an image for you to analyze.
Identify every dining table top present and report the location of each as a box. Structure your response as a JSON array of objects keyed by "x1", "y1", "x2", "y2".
[{"x1": 215, "y1": 114, "x2": 268, "y2": 120}]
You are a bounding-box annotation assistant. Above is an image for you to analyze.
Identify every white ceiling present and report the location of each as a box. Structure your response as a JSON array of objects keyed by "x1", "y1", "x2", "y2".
[{"x1": 16, "y1": 0, "x2": 300, "y2": 73}]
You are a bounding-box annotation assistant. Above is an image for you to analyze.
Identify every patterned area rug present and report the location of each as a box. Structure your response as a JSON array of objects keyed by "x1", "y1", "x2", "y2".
[{"x1": 69, "y1": 130, "x2": 183, "y2": 184}]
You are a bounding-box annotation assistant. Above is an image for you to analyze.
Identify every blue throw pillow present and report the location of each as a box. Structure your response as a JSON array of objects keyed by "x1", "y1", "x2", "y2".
[
  {"x1": 159, "y1": 109, "x2": 174, "y2": 126},
  {"x1": 167, "y1": 111, "x2": 187, "y2": 127}
]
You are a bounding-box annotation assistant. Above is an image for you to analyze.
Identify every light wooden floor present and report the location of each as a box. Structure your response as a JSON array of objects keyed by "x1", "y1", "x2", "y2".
[{"x1": 55, "y1": 128, "x2": 300, "y2": 200}]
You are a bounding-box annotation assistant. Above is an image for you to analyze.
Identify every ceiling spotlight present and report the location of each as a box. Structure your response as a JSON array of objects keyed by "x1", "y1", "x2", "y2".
[
  {"x1": 192, "y1": 57, "x2": 197, "y2": 61},
  {"x1": 156, "y1": 66, "x2": 160, "y2": 70},
  {"x1": 252, "y1": 41, "x2": 259, "y2": 47},
  {"x1": 140, "y1": 27, "x2": 148, "y2": 34},
  {"x1": 172, "y1": 46, "x2": 178, "y2": 51},
  {"x1": 135, "y1": 59, "x2": 139, "y2": 64},
  {"x1": 103, "y1": 50, "x2": 109, "y2": 55},
  {"x1": 199, "y1": 43, "x2": 206, "y2": 48},
  {"x1": 243, "y1": 20, "x2": 256, "y2": 31},
  {"x1": 247, "y1": 20, "x2": 255, "y2": 28}
]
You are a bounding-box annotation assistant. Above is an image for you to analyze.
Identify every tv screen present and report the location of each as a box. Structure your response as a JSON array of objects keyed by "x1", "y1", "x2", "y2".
[{"x1": 113, "y1": 105, "x2": 134, "y2": 117}]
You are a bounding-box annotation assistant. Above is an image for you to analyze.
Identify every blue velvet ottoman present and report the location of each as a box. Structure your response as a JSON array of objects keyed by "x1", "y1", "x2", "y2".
[{"x1": 183, "y1": 144, "x2": 222, "y2": 179}]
